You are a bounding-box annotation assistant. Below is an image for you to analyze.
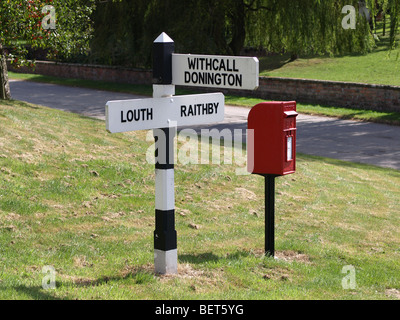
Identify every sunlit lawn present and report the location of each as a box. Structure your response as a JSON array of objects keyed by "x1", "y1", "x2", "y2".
[{"x1": 0, "y1": 100, "x2": 399, "y2": 299}]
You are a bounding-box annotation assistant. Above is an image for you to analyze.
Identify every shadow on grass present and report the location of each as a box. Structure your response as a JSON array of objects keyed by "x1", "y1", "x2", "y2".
[
  {"x1": 179, "y1": 252, "x2": 221, "y2": 264},
  {"x1": 258, "y1": 54, "x2": 292, "y2": 73},
  {"x1": 179, "y1": 250, "x2": 254, "y2": 265},
  {"x1": 12, "y1": 285, "x2": 64, "y2": 300},
  {"x1": 11, "y1": 264, "x2": 159, "y2": 300}
]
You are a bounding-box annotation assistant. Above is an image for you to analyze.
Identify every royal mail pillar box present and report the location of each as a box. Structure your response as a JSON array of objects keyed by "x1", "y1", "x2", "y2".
[
  {"x1": 247, "y1": 101, "x2": 298, "y2": 176},
  {"x1": 247, "y1": 101, "x2": 298, "y2": 258}
]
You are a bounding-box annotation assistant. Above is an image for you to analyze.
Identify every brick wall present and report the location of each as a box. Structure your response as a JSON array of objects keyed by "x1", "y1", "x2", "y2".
[
  {"x1": 253, "y1": 77, "x2": 400, "y2": 113},
  {"x1": 8, "y1": 60, "x2": 153, "y2": 85},
  {"x1": 8, "y1": 60, "x2": 400, "y2": 113}
]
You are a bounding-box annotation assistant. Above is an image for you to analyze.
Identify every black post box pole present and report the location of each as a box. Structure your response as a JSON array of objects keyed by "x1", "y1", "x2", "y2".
[{"x1": 264, "y1": 174, "x2": 276, "y2": 257}]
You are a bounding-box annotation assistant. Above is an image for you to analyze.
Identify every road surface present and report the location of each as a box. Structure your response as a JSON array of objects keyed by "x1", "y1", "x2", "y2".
[{"x1": 8, "y1": 80, "x2": 400, "y2": 170}]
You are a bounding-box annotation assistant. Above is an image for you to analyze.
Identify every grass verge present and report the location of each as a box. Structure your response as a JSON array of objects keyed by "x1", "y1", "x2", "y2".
[
  {"x1": 224, "y1": 96, "x2": 400, "y2": 126},
  {"x1": 260, "y1": 23, "x2": 400, "y2": 86},
  {"x1": 0, "y1": 99, "x2": 399, "y2": 299}
]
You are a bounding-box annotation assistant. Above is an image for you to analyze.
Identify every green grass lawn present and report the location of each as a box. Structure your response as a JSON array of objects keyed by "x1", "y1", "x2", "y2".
[
  {"x1": 261, "y1": 50, "x2": 400, "y2": 86},
  {"x1": 260, "y1": 25, "x2": 400, "y2": 86},
  {"x1": 0, "y1": 99, "x2": 399, "y2": 300}
]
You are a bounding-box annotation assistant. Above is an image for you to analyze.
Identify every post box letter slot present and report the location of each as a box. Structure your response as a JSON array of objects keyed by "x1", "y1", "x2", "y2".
[
  {"x1": 284, "y1": 111, "x2": 298, "y2": 130},
  {"x1": 284, "y1": 111, "x2": 298, "y2": 118}
]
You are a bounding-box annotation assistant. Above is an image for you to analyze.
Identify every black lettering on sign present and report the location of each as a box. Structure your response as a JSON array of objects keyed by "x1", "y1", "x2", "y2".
[
  {"x1": 185, "y1": 57, "x2": 242, "y2": 87},
  {"x1": 219, "y1": 59, "x2": 226, "y2": 72},
  {"x1": 127, "y1": 110, "x2": 134, "y2": 122},
  {"x1": 188, "y1": 58, "x2": 196, "y2": 70},
  {"x1": 187, "y1": 57, "x2": 240, "y2": 73},
  {"x1": 180, "y1": 103, "x2": 220, "y2": 118},
  {"x1": 233, "y1": 60, "x2": 239, "y2": 72},
  {"x1": 213, "y1": 59, "x2": 219, "y2": 71},
  {"x1": 181, "y1": 105, "x2": 187, "y2": 117},
  {"x1": 184, "y1": 71, "x2": 243, "y2": 87},
  {"x1": 121, "y1": 108, "x2": 153, "y2": 123}
]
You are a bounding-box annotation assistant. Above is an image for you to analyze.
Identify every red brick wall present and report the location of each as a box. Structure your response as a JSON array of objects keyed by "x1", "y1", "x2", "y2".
[
  {"x1": 254, "y1": 77, "x2": 400, "y2": 113},
  {"x1": 8, "y1": 61, "x2": 400, "y2": 113},
  {"x1": 8, "y1": 60, "x2": 153, "y2": 85}
]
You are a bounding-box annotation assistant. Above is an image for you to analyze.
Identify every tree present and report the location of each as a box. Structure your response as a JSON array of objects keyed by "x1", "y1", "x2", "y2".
[
  {"x1": 387, "y1": 0, "x2": 400, "y2": 48},
  {"x1": 0, "y1": 0, "x2": 95, "y2": 100},
  {"x1": 91, "y1": 0, "x2": 397, "y2": 68},
  {"x1": 2, "y1": 0, "x2": 399, "y2": 92},
  {"x1": 244, "y1": 0, "x2": 377, "y2": 58},
  {"x1": 90, "y1": 0, "x2": 149, "y2": 67}
]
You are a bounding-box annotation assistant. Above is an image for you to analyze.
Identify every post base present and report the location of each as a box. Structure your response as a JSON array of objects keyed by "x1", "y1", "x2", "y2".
[{"x1": 154, "y1": 249, "x2": 178, "y2": 275}]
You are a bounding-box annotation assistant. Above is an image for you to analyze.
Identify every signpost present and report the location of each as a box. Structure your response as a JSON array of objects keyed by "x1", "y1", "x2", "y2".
[{"x1": 105, "y1": 32, "x2": 259, "y2": 274}]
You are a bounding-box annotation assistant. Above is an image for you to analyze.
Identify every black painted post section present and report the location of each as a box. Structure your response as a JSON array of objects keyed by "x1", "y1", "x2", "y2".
[{"x1": 153, "y1": 33, "x2": 174, "y2": 85}]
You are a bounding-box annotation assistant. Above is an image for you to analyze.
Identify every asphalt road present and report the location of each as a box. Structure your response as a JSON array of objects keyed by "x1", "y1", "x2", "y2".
[{"x1": 8, "y1": 80, "x2": 400, "y2": 170}]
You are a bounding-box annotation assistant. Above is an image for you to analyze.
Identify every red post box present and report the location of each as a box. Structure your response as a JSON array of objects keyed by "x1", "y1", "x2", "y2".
[{"x1": 247, "y1": 101, "x2": 298, "y2": 176}]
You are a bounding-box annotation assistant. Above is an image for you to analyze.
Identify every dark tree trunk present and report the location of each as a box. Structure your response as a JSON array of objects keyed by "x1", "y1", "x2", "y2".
[
  {"x1": 229, "y1": 1, "x2": 246, "y2": 55},
  {"x1": 290, "y1": 53, "x2": 298, "y2": 61},
  {"x1": 383, "y1": 14, "x2": 386, "y2": 36},
  {"x1": 0, "y1": 44, "x2": 11, "y2": 100}
]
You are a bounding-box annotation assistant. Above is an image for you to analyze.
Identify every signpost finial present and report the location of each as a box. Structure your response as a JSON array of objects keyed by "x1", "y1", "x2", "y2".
[{"x1": 154, "y1": 32, "x2": 174, "y2": 44}]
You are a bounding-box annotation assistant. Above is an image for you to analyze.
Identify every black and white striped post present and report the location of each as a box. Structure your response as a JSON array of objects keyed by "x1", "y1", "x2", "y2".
[{"x1": 152, "y1": 33, "x2": 178, "y2": 274}]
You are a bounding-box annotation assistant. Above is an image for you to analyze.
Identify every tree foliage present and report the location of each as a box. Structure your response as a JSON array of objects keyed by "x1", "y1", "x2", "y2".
[
  {"x1": 245, "y1": 0, "x2": 373, "y2": 58},
  {"x1": 90, "y1": 0, "x2": 400, "y2": 68},
  {"x1": 1, "y1": 0, "x2": 95, "y2": 63},
  {"x1": 0, "y1": 0, "x2": 95, "y2": 99},
  {"x1": 1, "y1": 0, "x2": 399, "y2": 99}
]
